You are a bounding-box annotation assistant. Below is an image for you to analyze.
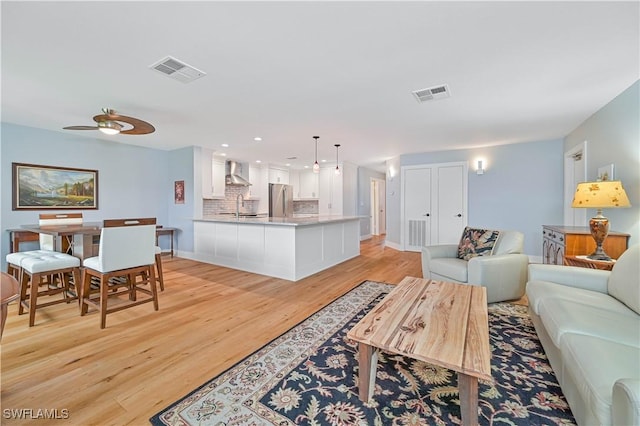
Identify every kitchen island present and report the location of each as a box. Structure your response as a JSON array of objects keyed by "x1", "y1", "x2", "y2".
[{"x1": 193, "y1": 215, "x2": 361, "y2": 281}]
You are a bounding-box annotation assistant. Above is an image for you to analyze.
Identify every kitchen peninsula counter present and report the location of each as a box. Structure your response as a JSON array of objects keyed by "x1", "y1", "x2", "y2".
[{"x1": 193, "y1": 216, "x2": 360, "y2": 281}]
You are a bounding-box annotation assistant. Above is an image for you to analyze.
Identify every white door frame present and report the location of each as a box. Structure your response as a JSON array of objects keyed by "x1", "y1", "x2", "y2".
[
  {"x1": 564, "y1": 141, "x2": 588, "y2": 226},
  {"x1": 370, "y1": 177, "x2": 386, "y2": 236}
]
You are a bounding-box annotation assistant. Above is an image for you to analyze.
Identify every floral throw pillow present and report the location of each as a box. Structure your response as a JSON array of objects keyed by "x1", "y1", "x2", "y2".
[{"x1": 457, "y1": 227, "x2": 500, "y2": 261}]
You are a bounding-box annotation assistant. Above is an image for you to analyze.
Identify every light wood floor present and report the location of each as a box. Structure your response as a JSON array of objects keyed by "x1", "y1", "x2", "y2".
[{"x1": 1, "y1": 236, "x2": 422, "y2": 425}]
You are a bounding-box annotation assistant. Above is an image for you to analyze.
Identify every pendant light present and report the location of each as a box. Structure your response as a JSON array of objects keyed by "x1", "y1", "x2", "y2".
[
  {"x1": 334, "y1": 144, "x2": 341, "y2": 175},
  {"x1": 312, "y1": 136, "x2": 320, "y2": 174}
]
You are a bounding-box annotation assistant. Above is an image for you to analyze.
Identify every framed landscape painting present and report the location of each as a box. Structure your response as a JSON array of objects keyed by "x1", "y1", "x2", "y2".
[{"x1": 12, "y1": 163, "x2": 98, "y2": 210}]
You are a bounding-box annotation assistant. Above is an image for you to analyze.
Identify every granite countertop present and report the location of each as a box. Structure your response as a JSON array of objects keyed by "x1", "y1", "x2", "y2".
[{"x1": 194, "y1": 215, "x2": 362, "y2": 226}]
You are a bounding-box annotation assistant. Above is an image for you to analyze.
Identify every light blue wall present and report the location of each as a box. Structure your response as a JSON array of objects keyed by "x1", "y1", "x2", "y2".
[
  {"x1": 167, "y1": 146, "x2": 197, "y2": 256},
  {"x1": 0, "y1": 123, "x2": 177, "y2": 268},
  {"x1": 385, "y1": 139, "x2": 565, "y2": 257},
  {"x1": 564, "y1": 80, "x2": 639, "y2": 246},
  {"x1": 357, "y1": 167, "x2": 385, "y2": 236}
]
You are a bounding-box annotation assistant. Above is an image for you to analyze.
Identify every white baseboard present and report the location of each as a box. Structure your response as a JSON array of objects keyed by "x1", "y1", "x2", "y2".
[
  {"x1": 360, "y1": 233, "x2": 372, "y2": 241},
  {"x1": 385, "y1": 240, "x2": 402, "y2": 251}
]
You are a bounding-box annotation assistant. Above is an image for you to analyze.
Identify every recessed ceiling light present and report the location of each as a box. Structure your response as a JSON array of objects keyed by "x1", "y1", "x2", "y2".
[
  {"x1": 220, "y1": 153, "x2": 227, "y2": 156},
  {"x1": 255, "y1": 160, "x2": 262, "y2": 163},
  {"x1": 221, "y1": 143, "x2": 229, "y2": 148},
  {"x1": 286, "y1": 163, "x2": 291, "y2": 167},
  {"x1": 321, "y1": 159, "x2": 327, "y2": 163},
  {"x1": 254, "y1": 137, "x2": 262, "y2": 142},
  {"x1": 304, "y1": 165, "x2": 309, "y2": 169}
]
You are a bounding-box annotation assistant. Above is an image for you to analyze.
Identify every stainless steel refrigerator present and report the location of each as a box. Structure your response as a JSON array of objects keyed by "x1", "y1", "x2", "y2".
[{"x1": 269, "y1": 183, "x2": 294, "y2": 217}]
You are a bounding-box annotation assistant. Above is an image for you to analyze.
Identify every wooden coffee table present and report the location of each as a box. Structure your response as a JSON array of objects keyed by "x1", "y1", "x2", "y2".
[{"x1": 347, "y1": 276, "x2": 493, "y2": 426}]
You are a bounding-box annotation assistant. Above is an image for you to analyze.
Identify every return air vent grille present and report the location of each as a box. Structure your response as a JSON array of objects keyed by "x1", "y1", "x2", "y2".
[
  {"x1": 407, "y1": 220, "x2": 427, "y2": 246},
  {"x1": 149, "y1": 56, "x2": 206, "y2": 83},
  {"x1": 412, "y1": 84, "x2": 451, "y2": 103}
]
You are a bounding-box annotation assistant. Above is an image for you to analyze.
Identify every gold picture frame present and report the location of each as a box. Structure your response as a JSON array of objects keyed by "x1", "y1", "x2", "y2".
[{"x1": 12, "y1": 162, "x2": 98, "y2": 210}]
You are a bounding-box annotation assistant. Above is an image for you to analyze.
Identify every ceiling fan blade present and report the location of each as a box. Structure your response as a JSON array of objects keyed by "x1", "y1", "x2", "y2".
[
  {"x1": 93, "y1": 113, "x2": 155, "y2": 135},
  {"x1": 63, "y1": 125, "x2": 99, "y2": 130}
]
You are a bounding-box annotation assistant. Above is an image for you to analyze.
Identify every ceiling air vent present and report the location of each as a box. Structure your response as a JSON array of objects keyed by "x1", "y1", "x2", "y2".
[
  {"x1": 149, "y1": 56, "x2": 206, "y2": 83},
  {"x1": 412, "y1": 84, "x2": 451, "y2": 103}
]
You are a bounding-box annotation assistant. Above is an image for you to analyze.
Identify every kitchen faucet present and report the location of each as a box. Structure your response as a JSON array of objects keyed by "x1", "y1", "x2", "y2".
[{"x1": 236, "y1": 193, "x2": 244, "y2": 219}]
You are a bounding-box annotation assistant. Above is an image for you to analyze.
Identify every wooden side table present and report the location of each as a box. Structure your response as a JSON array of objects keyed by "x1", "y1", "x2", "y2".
[
  {"x1": 564, "y1": 255, "x2": 615, "y2": 271},
  {"x1": 155, "y1": 227, "x2": 177, "y2": 257},
  {"x1": 7, "y1": 229, "x2": 40, "y2": 253}
]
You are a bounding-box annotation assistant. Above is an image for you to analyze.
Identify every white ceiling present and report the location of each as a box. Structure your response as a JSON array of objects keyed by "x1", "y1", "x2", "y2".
[{"x1": 2, "y1": 1, "x2": 639, "y2": 171}]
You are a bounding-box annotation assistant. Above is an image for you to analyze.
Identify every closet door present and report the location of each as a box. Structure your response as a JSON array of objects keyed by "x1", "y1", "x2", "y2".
[
  {"x1": 402, "y1": 167, "x2": 432, "y2": 251},
  {"x1": 402, "y1": 162, "x2": 467, "y2": 252}
]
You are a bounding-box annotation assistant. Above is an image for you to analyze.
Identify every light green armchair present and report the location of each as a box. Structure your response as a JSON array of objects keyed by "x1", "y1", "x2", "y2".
[{"x1": 421, "y1": 230, "x2": 529, "y2": 303}]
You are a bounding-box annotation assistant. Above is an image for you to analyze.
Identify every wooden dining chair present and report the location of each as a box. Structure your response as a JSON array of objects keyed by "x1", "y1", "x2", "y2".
[
  {"x1": 80, "y1": 218, "x2": 159, "y2": 329},
  {"x1": 6, "y1": 213, "x2": 83, "y2": 279},
  {"x1": 6, "y1": 213, "x2": 84, "y2": 326}
]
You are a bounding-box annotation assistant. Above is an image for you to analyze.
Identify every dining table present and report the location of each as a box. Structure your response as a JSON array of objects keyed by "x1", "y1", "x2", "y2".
[
  {"x1": 19, "y1": 222, "x2": 102, "y2": 260},
  {"x1": 17, "y1": 222, "x2": 177, "y2": 260}
]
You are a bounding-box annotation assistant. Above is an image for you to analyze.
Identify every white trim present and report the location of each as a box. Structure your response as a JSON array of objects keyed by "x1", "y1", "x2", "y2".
[
  {"x1": 385, "y1": 240, "x2": 402, "y2": 251},
  {"x1": 563, "y1": 141, "x2": 588, "y2": 226}
]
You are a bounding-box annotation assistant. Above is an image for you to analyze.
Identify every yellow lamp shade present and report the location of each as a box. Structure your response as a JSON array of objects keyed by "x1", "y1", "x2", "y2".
[{"x1": 571, "y1": 181, "x2": 631, "y2": 209}]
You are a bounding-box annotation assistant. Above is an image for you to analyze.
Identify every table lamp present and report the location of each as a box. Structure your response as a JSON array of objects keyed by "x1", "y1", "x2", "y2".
[{"x1": 571, "y1": 180, "x2": 631, "y2": 260}]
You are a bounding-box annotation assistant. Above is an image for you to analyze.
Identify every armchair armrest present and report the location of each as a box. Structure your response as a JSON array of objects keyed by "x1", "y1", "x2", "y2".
[
  {"x1": 527, "y1": 264, "x2": 610, "y2": 293},
  {"x1": 468, "y1": 254, "x2": 529, "y2": 303},
  {"x1": 613, "y1": 379, "x2": 640, "y2": 426},
  {"x1": 421, "y1": 244, "x2": 458, "y2": 279},
  {"x1": 422, "y1": 244, "x2": 458, "y2": 259}
]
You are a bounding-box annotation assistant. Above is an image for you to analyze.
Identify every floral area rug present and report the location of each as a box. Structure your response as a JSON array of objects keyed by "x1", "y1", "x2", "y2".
[{"x1": 150, "y1": 280, "x2": 575, "y2": 425}]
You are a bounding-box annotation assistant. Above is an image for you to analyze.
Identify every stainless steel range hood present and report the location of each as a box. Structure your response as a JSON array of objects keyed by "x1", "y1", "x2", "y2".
[{"x1": 225, "y1": 160, "x2": 251, "y2": 186}]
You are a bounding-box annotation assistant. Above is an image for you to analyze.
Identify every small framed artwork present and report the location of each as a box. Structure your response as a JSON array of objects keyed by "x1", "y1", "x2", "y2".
[
  {"x1": 12, "y1": 162, "x2": 98, "y2": 210},
  {"x1": 174, "y1": 180, "x2": 185, "y2": 204},
  {"x1": 597, "y1": 164, "x2": 615, "y2": 181}
]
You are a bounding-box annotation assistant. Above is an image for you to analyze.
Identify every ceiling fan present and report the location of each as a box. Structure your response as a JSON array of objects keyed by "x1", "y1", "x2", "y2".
[{"x1": 63, "y1": 108, "x2": 155, "y2": 135}]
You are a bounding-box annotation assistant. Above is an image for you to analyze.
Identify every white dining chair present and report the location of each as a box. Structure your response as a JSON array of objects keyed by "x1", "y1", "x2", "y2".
[
  {"x1": 80, "y1": 218, "x2": 159, "y2": 329},
  {"x1": 6, "y1": 213, "x2": 83, "y2": 279},
  {"x1": 6, "y1": 213, "x2": 84, "y2": 326}
]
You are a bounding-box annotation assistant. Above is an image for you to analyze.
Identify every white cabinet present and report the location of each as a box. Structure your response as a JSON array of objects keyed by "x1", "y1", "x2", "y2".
[
  {"x1": 291, "y1": 169, "x2": 319, "y2": 199},
  {"x1": 268, "y1": 166, "x2": 289, "y2": 184},
  {"x1": 211, "y1": 156, "x2": 226, "y2": 198},
  {"x1": 318, "y1": 163, "x2": 356, "y2": 215},
  {"x1": 247, "y1": 164, "x2": 261, "y2": 199},
  {"x1": 290, "y1": 170, "x2": 300, "y2": 197},
  {"x1": 201, "y1": 149, "x2": 226, "y2": 199},
  {"x1": 247, "y1": 164, "x2": 270, "y2": 213},
  {"x1": 299, "y1": 170, "x2": 319, "y2": 199}
]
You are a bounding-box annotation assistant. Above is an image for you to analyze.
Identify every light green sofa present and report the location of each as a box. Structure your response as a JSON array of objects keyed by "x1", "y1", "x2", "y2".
[{"x1": 526, "y1": 244, "x2": 640, "y2": 425}]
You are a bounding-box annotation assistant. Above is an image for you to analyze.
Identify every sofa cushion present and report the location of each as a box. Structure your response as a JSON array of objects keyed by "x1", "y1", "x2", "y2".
[
  {"x1": 493, "y1": 231, "x2": 524, "y2": 255},
  {"x1": 608, "y1": 245, "x2": 640, "y2": 315},
  {"x1": 561, "y1": 333, "x2": 640, "y2": 425},
  {"x1": 456, "y1": 227, "x2": 500, "y2": 261},
  {"x1": 527, "y1": 280, "x2": 634, "y2": 317},
  {"x1": 538, "y1": 298, "x2": 640, "y2": 348},
  {"x1": 429, "y1": 258, "x2": 468, "y2": 283}
]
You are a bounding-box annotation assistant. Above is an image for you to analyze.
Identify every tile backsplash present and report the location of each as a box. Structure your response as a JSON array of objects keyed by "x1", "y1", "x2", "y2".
[
  {"x1": 203, "y1": 185, "x2": 319, "y2": 216},
  {"x1": 203, "y1": 185, "x2": 257, "y2": 216},
  {"x1": 293, "y1": 200, "x2": 319, "y2": 214}
]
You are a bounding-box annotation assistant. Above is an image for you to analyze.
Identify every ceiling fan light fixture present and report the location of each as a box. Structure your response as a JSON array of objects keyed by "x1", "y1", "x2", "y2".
[{"x1": 98, "y1": 121, "x2": 122, "y2": 135}]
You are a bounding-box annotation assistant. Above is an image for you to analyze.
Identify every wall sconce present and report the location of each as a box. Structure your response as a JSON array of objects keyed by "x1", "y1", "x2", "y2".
[{"x1": 476, "y1": 160, "x2": 485, "y2": 175}]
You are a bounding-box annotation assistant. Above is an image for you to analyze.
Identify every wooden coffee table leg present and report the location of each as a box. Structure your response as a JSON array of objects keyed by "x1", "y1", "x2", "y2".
[
  {"x1": 458, "y1": 373, "x2": 479, "y2": 426},
  {"x1": 357, "y1": 342, "x2": 378, "y2": 402}
]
